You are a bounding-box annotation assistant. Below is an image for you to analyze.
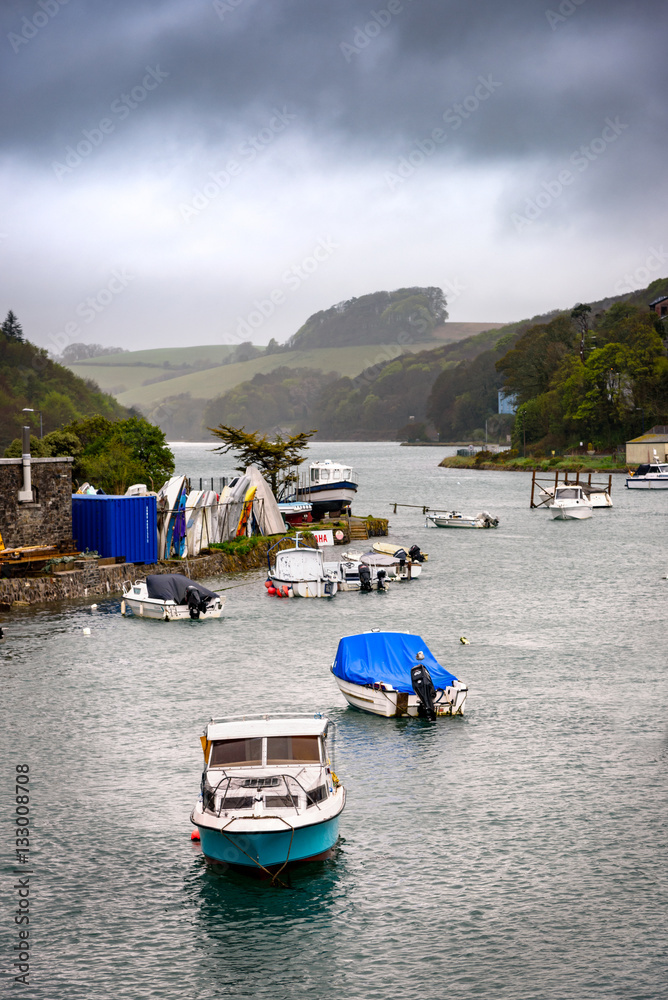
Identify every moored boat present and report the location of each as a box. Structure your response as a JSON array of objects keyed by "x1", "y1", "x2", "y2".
[
  {"x1": 426, "y1": 511, "x2": 499, "y2": 528},
  {"x1": 548, "y1": 484, "x2": 593, "y2": 520},
  {"x1": 277, "y1": 501, "x2": 313, "y2": 526},
  {"x1": 191, "y1": 714, "x2": 345, "y2": 872},
  {"x1": 372, "y1": 541, "x2": 428, "y2": 561},
  {"x1": 332, "y1": 631, "x2": 468, "y2": 719},
  {"x1": 626, "y1": 461, "x2": 668, "y2": 489},
  {"x1": 121, "y1": 574, "x2": 225, "y2": 619},
  {"x1": 267, "y1": 534, "x2": 338, "y2": 597}
]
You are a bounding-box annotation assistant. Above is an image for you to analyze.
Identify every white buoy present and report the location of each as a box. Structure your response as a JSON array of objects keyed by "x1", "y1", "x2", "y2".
[
  {"x1": 90, "y1": 603, "x2": 98, "y2": 610},
  {"x1": 120, "y1": 600, "x2": 126, "y2": 615},
  {"x1": 83, "y1": 627, "x2": 91, "y2": 635}
]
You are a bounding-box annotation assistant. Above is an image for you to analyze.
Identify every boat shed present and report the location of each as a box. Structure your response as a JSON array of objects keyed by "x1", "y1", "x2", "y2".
[{"x1": 626, "y1": 426, "x2": 668, "y2": 464}]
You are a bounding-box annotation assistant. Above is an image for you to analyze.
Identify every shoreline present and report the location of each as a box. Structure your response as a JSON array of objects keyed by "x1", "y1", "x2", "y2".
[{"x1": 438, "y1": 457, "x2": 629, "y2": 474}]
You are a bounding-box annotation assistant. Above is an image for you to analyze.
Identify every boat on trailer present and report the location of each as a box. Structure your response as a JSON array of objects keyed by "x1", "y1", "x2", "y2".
[
  {"x1": 121, "y1": 574, "x2": 225, "y2": 620},
  {"x1": 332, "y1": 631, "x2": 468, "y2": 719},
  {"x1": 191, "y1": 714, "x2": 345, "y2": 873},
  {"x1": 288, "y1": 459, "x2": 358, "y2": 518}
]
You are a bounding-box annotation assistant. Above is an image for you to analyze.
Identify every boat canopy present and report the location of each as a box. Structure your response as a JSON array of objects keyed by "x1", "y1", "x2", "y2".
[
  {"x1": 145, "y1": 574, "x2": 219, "y2": 604},
  {"x1": 332, "y1": 631, "x2": 458, "y2": 693}
]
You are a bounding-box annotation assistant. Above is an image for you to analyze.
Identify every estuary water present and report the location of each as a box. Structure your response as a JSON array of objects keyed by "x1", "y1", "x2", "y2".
[{"x1": 2, "y1": 442, "x2": 668, "y2": 1000}]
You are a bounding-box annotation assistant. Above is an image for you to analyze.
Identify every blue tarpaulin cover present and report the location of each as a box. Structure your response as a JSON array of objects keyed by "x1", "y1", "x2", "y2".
[{"x1": 332, "y1": 631, "x2": 458, "y2": 693}]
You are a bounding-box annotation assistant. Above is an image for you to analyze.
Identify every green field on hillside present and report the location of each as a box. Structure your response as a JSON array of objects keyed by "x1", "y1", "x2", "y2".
[
  {"x1": 73, "y1": 345, "x2": 235, "y2": 367},
  {"x1": 70, "y1": 341, "x2": 440, "y2": 408}
]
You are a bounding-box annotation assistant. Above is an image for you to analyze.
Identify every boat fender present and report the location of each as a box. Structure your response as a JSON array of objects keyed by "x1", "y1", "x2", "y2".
[
  {"x1": 267, "y1": 586, "x2": 277, "y2": 595},
  {"x1": 190, "y1": 830, "x2": 200, "y2": 841},
  {"x1": 264, "y1": 579, "x2": 272, "y2": 589},
  {"x1": 282, "y1": 585, "x2": 290, "y2": 598},
  {"x1": 275, "y1": 589, "x2": 284, "y2": 598}
]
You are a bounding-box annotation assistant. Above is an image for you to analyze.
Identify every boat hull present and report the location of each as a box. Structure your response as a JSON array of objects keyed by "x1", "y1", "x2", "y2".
[
  {"x1": 427, "y1": 516, "x2": 494, "y2": 528},
  {"x1": 197, "y1": 813, "x2": 341, "y2": 869},
  {"x1": 549, "y1": 505, "x2": 592, "y2": 519},
  {"x1": 626, "y1": 478, "x2": 668, "y2": 489},
  {"x1": 269, "y1": 575, "x2": 337, "y2": 598},
  {"x1": 293, "y1": 483, "x2": 357, "y2": 517},
  {"x1": 334, "y1": 676, "x2": 467, "y2": 717}
]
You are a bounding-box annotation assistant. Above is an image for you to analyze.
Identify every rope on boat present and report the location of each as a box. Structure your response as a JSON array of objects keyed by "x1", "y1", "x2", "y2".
[{"x1": 218, "y1": 815, "x2": 296, "y2": 888}]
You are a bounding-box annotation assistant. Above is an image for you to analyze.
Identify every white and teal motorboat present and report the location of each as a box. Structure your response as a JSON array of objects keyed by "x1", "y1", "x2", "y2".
[{"x1": 191, "y1": 715, "x2": 345, "y2": 873}]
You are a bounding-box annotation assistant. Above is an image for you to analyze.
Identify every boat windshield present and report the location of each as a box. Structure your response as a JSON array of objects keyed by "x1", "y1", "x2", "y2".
[
  {"x1": 555, "y1": 487, "x2": 580, "y2": 499},
  {"x1": 210, "y1": 738, "x2": 262, "y2": 767},
  {"x1": 266, "y1": 735, "x2": 321, "y2": 764}
]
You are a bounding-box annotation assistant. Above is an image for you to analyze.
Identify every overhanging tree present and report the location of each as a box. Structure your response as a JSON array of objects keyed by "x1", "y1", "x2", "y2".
[{"x1": 209, "y1": 424, "x2": 316, "y2": 494}]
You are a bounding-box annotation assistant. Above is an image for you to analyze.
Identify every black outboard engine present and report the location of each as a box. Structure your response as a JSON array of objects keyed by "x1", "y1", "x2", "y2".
[
  {"x1": 377, "y1": 568, "x2": 387, "y2": 592},
  {"x1": 186, "y1": 585, "x2": 202, "y2": 619},
  {"x1": 408, "y1": 544, "x2": 425, "y2": 563},
  {"x1": 411, "y1": 655, "x2": 437, "y2": 721},
  {"x1": 359, "y1": 564, "x2": 373, "y2": 593}
]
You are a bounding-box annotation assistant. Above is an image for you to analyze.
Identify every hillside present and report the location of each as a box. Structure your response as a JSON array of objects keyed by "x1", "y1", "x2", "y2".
[
  {"x1": 287, "y1": 287, "x2": 448, "y2": 350},
  {"x1": 0, "y1": 315, "x2": 131, "y2": 450}
]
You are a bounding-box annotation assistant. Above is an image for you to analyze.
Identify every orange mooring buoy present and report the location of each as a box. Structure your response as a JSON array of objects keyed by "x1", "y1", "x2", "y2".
[{"x1": 191, "y1": 829, "x2": 200, "y2": 841}]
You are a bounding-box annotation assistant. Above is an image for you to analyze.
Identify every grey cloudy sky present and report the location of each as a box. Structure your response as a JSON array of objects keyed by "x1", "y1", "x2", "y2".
[{"x1": 1, "y1": 0, "x2": 667, "y2": 352}]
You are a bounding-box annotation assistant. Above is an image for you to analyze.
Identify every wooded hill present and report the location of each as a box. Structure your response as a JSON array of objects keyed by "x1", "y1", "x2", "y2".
[{"x1": 0, "y1": 313, "x2": 131, "y2": 451}]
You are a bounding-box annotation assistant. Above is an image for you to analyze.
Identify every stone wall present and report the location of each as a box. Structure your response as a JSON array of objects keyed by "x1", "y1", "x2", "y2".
[{"x1": 0, "y1": 457, "x2": 74, "y2": 549}]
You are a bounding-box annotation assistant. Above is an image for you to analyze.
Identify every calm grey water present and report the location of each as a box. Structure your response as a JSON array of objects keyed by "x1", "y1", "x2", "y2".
[{"x1": 2, "y1": 442, "x2": 668, "y2": 1000}]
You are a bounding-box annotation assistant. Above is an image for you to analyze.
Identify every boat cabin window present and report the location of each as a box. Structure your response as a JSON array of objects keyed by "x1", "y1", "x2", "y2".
[
  {"x1": 341, "y1": 467, "x2": 352, "y2": 480},
  {"x1": 210, "y1": 738, "x2": 263, "y2": 767},
  {"x1": 266, "y1": 735, "x2": 322, "y2": 765},
  {"x1": 310, "y1": 468, "x2": 319, "y2": 482},
  {"x1": 319, "y1": 469, "x2": 330, "y2": 482},
  {"x1": 556, "y1": 487, "x2": 580, "y2": 499}
]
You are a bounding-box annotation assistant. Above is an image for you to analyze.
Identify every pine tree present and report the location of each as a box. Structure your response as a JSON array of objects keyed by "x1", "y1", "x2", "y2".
[{"x1": 2, "y1": 310, "x2": 24, "y2": 342}]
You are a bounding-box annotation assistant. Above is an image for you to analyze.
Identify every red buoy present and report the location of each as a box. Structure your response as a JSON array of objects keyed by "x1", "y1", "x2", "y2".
[
  {"x1": 191, "y1": 829, "x2": 200, "y2": 841},
  {"x1": 264, "y1": 580, "x2": 272, "y2": 589},
  {"x1": 267, "y1": 586, "x2": 277, "y2": 595}
]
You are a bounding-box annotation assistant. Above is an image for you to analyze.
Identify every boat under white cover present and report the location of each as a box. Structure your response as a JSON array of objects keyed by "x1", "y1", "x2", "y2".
[
  {"x1": 548, "y1": 485, "x2": 593, "y2": 520},
  {"x1": 332, "y1": 631, "x2": 468, "y2": 719},
  {"x1": 121, "y1": 574, "x2": 225, "y2": 619},
  {"x1": 426, "y1": 511, "x2": 499, "y2": 528},
  {"x1": 191, "y1": 714, "x2": 345, "y2": 872}
]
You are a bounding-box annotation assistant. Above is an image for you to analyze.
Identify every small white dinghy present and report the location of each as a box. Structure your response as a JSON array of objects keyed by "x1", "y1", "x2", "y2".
[
  {"x1": 426, "y1": 511, "x2": 499, "y2": 528},
  {"x1": 121, "y1": 574, "x2": 225, "y2": 620},
  {"x1": 548, "y1": 485, "x2": 593, "y2": 520}
]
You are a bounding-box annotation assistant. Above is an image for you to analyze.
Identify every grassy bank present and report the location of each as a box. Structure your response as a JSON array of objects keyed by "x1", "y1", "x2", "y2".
[{"x1": 438, "y1": 454, "x2": 630, "y2": 474}]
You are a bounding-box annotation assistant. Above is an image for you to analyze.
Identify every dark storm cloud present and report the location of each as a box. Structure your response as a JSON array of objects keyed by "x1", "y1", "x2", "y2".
[{"x1": 2, "y1": 0, "x2": 667, "y2": 168}]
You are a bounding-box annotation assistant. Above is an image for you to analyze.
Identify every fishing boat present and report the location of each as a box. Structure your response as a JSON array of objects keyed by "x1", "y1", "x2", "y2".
[
  {"x1": 267, "y1": 534, "x2": 338, "y2": 597},
  {"x1": 121, "y1": 574, "x2": 225, "y2": 620},
  {"x1": 626, "y1": 461, "x2": 668, "y2": 489},
  {"x1": 548, "y1": 484, "x2": 593, "y2": 520},
  {"x1": 332, "y1": 631, "x2": 468, "y2": 719},
  {"x1": 191, "y1": 714, "x2": 346, "y2": 872},
  {"x1": 288, "y1": 460, "x2": 358, "y2": 519},
  {"x1": 426, "y1": 511, "x2": 499, "y2": 528}
]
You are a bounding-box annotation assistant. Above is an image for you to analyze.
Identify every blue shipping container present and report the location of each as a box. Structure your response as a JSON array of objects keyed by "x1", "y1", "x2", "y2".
[{"x1": 72, "y1": 495, "x2": 158, "y2": 564}]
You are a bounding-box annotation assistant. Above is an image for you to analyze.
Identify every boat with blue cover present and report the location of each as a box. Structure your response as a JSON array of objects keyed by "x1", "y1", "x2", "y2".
[
  {"x1": 191, "y1": 715, "x2": 345, "y2": 872},
  {"x1": 332, "y1": 631, "x2": 468, "y2": 719}
]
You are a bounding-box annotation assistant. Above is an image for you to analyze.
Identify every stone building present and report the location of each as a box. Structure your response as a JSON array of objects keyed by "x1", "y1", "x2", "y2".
[{"x1": 0, "y1": 456, "x2": 74, "y2": 549}]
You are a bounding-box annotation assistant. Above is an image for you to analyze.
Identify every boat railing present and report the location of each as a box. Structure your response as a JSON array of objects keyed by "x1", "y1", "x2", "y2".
[{"x1": 202, "y1": 770, "x2": 328, "y2": 817}]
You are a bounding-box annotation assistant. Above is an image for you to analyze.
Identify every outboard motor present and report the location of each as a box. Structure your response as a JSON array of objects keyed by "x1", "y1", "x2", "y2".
[
  {"x1": 408, "y1": 544, "x2": 425, "y2": 563},
  {"x1": 186, "y1": 585, "x2": 202, "y2": 619},
  {"x1": 411, "y1": 653, "x2": 437, "y2": 721},
  {"x1": 377, "y1": 568, "x2": 387, "y2": 592},
  {"x1": 359, "y1": 564, "x2": 373, "y2": 593}
]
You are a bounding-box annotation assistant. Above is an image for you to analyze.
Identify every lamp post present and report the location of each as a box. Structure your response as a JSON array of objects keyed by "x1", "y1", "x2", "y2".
[{"x1": 22, "y1": 408, "x2": 42, "y2": 438}]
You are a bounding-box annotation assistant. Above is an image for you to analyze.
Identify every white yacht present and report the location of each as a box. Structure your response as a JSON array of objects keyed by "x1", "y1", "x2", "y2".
[{"x1": 626, "y1": 462, "x2": 668, "y2": 489}]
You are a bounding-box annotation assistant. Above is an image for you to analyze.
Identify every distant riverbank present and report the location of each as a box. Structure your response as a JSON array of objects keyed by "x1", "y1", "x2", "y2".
[{"x1": 438, "y1": 454, "x2": 630, "y2": 474}]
